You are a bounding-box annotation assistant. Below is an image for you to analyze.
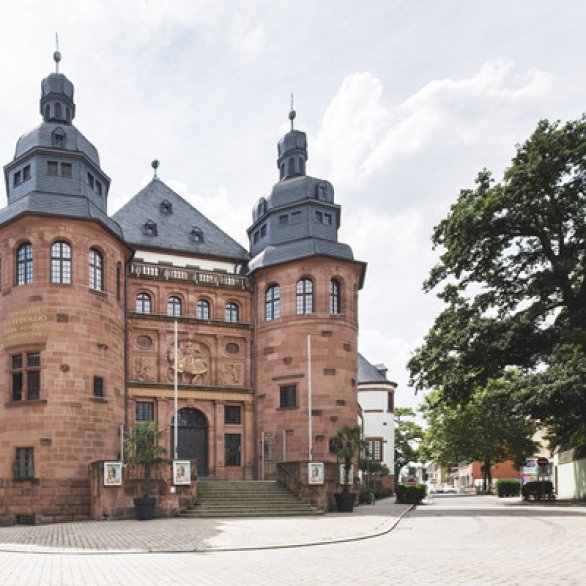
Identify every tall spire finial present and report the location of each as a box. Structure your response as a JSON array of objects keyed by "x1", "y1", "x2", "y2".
[
  {"x1": 151, "y1": 159, "x2": 160, "y2": 179},
  {"x1": 53, "y1": 33, "x2": 61, "y2": 73},
  {"x1": 288, "y1": 92, "x2": 296, "y2": 131}
]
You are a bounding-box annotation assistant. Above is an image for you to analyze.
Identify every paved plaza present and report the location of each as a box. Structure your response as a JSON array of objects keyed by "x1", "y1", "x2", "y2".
[{"x1": 1, "y1": 495, "x2": 585, "y2": 584}]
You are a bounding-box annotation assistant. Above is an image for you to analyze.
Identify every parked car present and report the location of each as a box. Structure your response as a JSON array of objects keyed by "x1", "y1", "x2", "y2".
[{"x1": 438, "y1": 484, "x2": 458, "y2": 494}]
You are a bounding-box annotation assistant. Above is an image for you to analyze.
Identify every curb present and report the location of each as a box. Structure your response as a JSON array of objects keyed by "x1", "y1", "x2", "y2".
[{"x1": 0, "y1": 506, "x2": 414, "y2": 556}]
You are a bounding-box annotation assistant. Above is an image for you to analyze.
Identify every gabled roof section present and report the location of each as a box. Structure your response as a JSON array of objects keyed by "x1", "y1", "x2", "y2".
[
  {"x1": 113, "y1": 179, "x2": 248, "y2": 260},
  {"x1": 358, "y1": 353, "x2": 393, "y2": 385}
]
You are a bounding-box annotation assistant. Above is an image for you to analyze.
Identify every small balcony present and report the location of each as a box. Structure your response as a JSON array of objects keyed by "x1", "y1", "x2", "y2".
[{"x1": 129, "y1": 262, "x2": 250, "y2": 290}]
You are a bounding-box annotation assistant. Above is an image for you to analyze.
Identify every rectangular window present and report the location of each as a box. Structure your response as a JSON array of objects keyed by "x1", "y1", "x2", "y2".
[
  {"x1": 279, "y1": 214, "x2": 289, "y2": 226},
  {"x1": 23, "y1": 165, "x2": 31, "y2": 181},
  {"x1": 291, "y1": 211, "x2": 301, "y2": 224},
  {"x1": 11, "y1": 353, "x2": 40, "y2": 401},
  {"x1": 224, "y1": 406, "x2": 241, "y2": 425},
  {"x1": 47, "y1": 161, "x2": 59, "y2": 176},
  {"x1": 15, "y1": 448, "x2": 35, "y2": 480},
  {"x1": 61, "y1": 163, "x2": 72, "y2": 178},
  {"x1": 13, "y1": 170, "x2": 22, "y2": 186},
  {"x1": 93, "y1": 376, "x2": 104, "y2": 398},
  {"x1": 225, "y1": 434, "x2": 241, "y2": 466},
  {"x1": 366, "y1": 438, "x2": 383, "y2": 462},
  {"x1": 95, "y1": 181, "x2": 102, "y2": 195},
  {"x1": 315, "y1": 211, "x2": 323, "y2": 223},
  {"x1": 387, "y1": 392, "x2": 394, "y2": 413},
  {"x1": 136, "y1": 402, "x2": 154, "y2": 421},
  {"x1": 253, "y1": 231, "x2": 259, "y2": 244},
  {"x1": 279, "y1": 385, "x2": 297, "y2": 409},
  {"x1": 323, "y1": 213, "x2": 332, "y2": 225},
  {"x1": 260, "y1": 224, "x2": 267, "y2": 238},
  {"x1": 87, "y1": 172, "x2": 94, "y2": 189}
]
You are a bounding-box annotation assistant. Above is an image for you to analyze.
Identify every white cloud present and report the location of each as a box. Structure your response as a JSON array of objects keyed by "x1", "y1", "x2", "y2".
[{"x1": 313, "y1": 60, "x2": 552, "y2": 192}]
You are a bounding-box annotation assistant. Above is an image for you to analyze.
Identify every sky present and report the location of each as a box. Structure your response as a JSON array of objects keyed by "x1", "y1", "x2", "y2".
[{"x1": 1, "y1": 0, "x2": 585, "y2": 413}]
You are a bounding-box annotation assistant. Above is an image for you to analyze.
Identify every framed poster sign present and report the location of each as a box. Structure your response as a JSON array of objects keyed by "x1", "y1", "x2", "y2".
[
  {"x1": 173, "y1": 460, "x2": 191, "y2": 485},
  {"x1": 104, "y1": 461, "x2": 122, "y2": 486},
  {"x1": 308, "y1": 462, "x2": 324, "y2": 485}
]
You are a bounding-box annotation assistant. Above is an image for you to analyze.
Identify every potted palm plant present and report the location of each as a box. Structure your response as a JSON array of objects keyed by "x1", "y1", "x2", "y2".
[
  {"x1": 124, "y1": 421, "x2": 167, "y2": 520},
  {"x1": 332, "y1": 424, "x2": 365, "y2": 512}
]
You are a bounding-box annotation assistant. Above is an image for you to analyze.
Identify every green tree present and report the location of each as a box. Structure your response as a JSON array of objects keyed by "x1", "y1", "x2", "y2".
[
  {"x1": 124, "y1": 421, "x2": 167, "y2": 496},
  {"x1": 332, "y1": 424, "x2": 365, "y2": 493},
  {"x1": 408, "y1": 116, "x2": 586, "y2": 449},
  {"x1": 394, "y1": 408, "x2": 424, "y2": 482},
  {"x1": 421, "y1": 380, "x2": 537, "y2": 492}
]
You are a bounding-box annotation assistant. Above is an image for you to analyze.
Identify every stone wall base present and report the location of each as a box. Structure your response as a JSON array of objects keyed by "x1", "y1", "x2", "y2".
[{"x1": 0, "y1": 477, "x2": 91, "y2": 526}]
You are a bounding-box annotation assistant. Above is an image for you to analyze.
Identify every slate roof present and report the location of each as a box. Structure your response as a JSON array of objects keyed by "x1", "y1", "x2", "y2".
[
  {"x1": 0, "y1": 191, "x2": 123, "y2": 238},
  {"x1": 247, "y1": 237, "x2": 356, "y2": 274},
  {"x1": 113, "y1": 179, "x2": 248, "y2": 261},
  {"x1": 358, "y1": 353, "x2": 390, "y2": 384},
  {"x1": 14, "y1": 123, "x2": 100, "y2": 166}
]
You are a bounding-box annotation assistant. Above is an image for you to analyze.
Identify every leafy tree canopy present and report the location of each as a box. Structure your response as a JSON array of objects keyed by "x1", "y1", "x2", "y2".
[
  {"x1": 409, "y1": 116, "x2": 586, "y2": 448},
  {"x1": 420, "y1": 379, "x2": 537, "y2": 481},
  {"x1": 394, "y1": 407, "x2": 424, "y2": 481}
]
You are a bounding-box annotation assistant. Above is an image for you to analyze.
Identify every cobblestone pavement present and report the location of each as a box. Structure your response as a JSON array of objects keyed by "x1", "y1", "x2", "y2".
[{"x1": 1, "y1": 496, "x2": 585, "y2": 585}]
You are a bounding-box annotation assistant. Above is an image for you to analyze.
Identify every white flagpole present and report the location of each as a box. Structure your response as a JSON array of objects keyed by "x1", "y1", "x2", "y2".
[
  {"x1": 174, "y1": 320, "x2": 178, "y2": 460},
  {"x1": 307, "y1": 332, "x2": 312, "y2": 463}
]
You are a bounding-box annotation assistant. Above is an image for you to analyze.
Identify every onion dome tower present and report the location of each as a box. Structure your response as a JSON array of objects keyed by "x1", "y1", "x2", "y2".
[
  {"x1": 0, "y1": 48, "x2": 130, "y2": 524},
  {"x1": 248, "y1": 103, "x2": 366, "y2": 479}
]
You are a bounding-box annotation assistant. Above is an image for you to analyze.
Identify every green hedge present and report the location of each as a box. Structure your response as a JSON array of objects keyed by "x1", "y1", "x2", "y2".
[
  {"x1": 395, "y1": 484, "x2": 427, "y2": 504},
  {"x1": 496, "y1": 479, "x2": 521, "y2": 497},
  {"x1": 522, "y1": 480, "x2": 554, "y2": 500}
]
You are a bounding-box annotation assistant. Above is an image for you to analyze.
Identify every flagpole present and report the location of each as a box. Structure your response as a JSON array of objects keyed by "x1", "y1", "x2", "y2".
[
  {"x1": 174, "y1": 320, "x2": 178, "y2": 460},
  {"x1": 307, "y1": 332, "x2": 312, "y2": 462}
]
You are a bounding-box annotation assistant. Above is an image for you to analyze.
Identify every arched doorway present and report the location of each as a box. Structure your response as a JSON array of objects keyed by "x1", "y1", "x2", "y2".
[{"x1": 171, "y1": 408, "x2": 208, "y2": 476}]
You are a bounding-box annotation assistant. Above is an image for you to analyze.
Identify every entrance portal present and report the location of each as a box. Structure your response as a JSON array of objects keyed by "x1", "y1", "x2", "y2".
[{"x1": 171, "y1": 408, "x2": 208, "y2": 476}]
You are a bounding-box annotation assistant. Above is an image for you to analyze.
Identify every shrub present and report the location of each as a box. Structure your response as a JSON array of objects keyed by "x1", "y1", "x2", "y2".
[
  {"x1": 395, "y1": 483, "x2": 427, "y2": 504},
  {"x1": 496, "y1": 479, "x2": 521, "y2": 498},
  {"x1": 522, "y1": 480, "x2": 554, "y2": 500}
]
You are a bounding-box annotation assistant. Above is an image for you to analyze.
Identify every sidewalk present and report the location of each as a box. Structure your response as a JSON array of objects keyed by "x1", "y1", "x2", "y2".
[{"x1": 0, "y1": 498, "x2": 412, "y2": 554}]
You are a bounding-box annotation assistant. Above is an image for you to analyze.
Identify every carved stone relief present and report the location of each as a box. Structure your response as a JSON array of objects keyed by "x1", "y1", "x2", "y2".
[
  {"x1": 223, "y1": 364, "x2": 243, "y2": 386},
  {"x1": 168, "y1": 340, "x2": 209, "y2": 384},
  {"x1": 134, "y1": 356, "x2": 153, "y2": 381}
]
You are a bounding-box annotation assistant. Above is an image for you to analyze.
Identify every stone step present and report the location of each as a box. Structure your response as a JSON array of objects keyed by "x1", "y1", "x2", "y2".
[{"x1": 184, "y1": 479, "x2": 322, "y2": 518}]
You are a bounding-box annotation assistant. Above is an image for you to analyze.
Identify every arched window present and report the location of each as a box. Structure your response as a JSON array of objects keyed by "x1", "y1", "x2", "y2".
[
  {"x1": 44, "y1": 104, "x2": 51, "y2": 120},
  {"x1": 89, "y1": 248, "x2": 103, "y2": 291},
  {"x1": 265, "y1": 285, "x2": 280, "y2": 321},
  {"x1": 288, "y1": 158, "x2": 295, "y2": 176},
  {"x1": 196, "y1": 299, "x2": 210, "y2": 320},
  {"x1": 299, "y1": 157, "x2": 305, "y2": 175},
  {"x1": 168, "y1": 295, "x2": 182, "y2": 317},
  {"x1": 136, "y1": 292, "x2": 152, "y2": 314},
  {"x1": 296, "y1": 278, "x2": 313, "y2": 315},
  {"x1": 51, "y1": 241, "x2": 72, "y2": 284},
  {"x1": 16, "y1": 242, "x2": 33, "y2": 286},
  {"x1": 55, "y1": 102, "x2": 62, "y2": 119},
  {"x1": 330, "y1": 278, "x2": 341, "y2": 314},
  {"x1": 225, "y1": 302, "x2": 239, "y2": 323}
]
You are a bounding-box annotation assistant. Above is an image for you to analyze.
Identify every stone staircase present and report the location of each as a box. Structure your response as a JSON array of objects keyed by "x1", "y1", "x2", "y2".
[{"x1": 180, "y1": 480, "x2": 323, "y2": 518}]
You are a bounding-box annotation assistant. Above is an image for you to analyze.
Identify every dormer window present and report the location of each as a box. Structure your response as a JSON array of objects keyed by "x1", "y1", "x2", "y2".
[
  {"x1": 160, "y1": 199, "x2": 173, "y2": 214},
  {"x1": 190, "y1": 227, "x2": 204, "y2": 243},
  {"x1": 144, "y1": 220, "x2": 158, "y2": 236},
  {"x1": 52, "y1": 128, "x2": 66, "y2": 149}
]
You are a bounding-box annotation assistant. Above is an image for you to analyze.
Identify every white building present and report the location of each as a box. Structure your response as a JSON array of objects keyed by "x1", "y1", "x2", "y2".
[{"x1": 357, "y1": 354, "x2": 396, "y2": 486}]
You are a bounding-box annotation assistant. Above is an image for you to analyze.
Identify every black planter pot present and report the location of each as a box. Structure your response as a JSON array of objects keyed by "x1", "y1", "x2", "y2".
[
  {"x1": 334, "y1": 492, "x2": 356, "y2": 512},
  {"x1": 133, "y1": 497, "x2": 156, "y2": 520}
]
